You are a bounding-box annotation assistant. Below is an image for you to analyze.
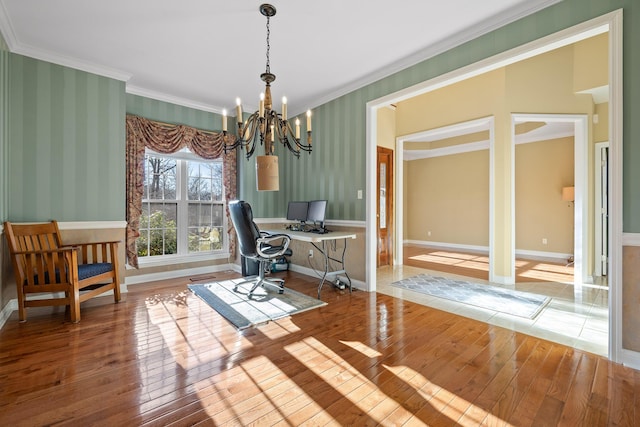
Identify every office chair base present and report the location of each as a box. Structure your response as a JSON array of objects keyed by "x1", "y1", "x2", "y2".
[{"x1": 234, "y1": 277, "x2": 285, "y2": 297}]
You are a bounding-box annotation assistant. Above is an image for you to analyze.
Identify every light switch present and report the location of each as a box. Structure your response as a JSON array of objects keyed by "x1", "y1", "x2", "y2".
[{"x1": 357, "y1": 190, "x2": 363, "y2": 199}]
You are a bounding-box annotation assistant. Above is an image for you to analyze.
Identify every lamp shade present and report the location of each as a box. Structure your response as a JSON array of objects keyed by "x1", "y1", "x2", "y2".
[
  {"x1": 256, "y1": 155, "x2": 279, "y2": 191},
  {"x1": 562, "y1": 186, "x2": 575, "y2": 202}
]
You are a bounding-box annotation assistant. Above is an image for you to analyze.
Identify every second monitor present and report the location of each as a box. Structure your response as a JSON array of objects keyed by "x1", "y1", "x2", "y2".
[
  {"x1": 306, "y1": 200, "x2": 327, "y2": 231},
  {"x1": 286, "y1": 200, "x2": 328, "y2": 233}
]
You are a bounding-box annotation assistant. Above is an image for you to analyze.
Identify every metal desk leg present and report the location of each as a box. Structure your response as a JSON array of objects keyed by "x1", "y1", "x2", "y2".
[
  {"x1": 315, "y1": 238, "x2": 352, "y2": 299},
  {"x1": 315, "y1": 240, "x2": 329, "y2": 299}
]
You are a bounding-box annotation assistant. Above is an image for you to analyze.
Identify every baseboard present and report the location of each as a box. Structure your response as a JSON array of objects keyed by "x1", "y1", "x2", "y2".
[
  {"x1": 404, "y1": 240, "x2": 569, "y2": 262},
  {"x1": 491, "y1": 275, "x2": 514, "y2": 285},
  {"x1": 405, "y1": 240, "x2": 488, "y2": 253},
  {"x1": 622, "y1": 349, "x2": 640, "y2": 370},
  {"x1": 0, "y1": 299, "x2": 18, "y2": 330},
  {"x1": 124, "y1": 263, "x2": 234, "y2": 285}
]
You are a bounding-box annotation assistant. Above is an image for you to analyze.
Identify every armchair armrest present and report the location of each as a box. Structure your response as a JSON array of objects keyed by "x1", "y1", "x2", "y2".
[{"x1": 256, "y1": 233, "x2": 291, "y2": 259}]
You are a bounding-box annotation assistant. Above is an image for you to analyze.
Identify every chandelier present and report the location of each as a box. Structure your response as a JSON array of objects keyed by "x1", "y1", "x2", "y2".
[{"x1": 223, "y1": 4, "x2": 312, "y2": 191}]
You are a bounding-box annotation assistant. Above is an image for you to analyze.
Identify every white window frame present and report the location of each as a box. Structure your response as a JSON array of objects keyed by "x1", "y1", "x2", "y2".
[{"x1": 137, "y1": 148, "x2": 229, "y2": 267}]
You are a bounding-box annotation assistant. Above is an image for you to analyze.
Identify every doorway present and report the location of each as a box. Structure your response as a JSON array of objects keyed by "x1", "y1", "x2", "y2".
[
  {"x1": 377, "y1": 146, "x2": 393, "y2": 267},
  {"x1": 512, "y1": 114, "x2": 588, "y2": 286}
]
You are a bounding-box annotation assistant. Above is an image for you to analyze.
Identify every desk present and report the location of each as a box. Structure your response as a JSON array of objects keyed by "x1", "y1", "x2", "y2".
[{"x1": 265, "y1": 229, "x2": 356, "y2": 299}]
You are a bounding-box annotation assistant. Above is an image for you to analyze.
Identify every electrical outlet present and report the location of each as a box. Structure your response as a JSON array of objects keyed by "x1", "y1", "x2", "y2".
[
  {"x1": 542, "y1": 238, "x2": 548, "y2": 245},
  {"x1": 308, "y1": 249, "x2": 314, "y2": 258}
]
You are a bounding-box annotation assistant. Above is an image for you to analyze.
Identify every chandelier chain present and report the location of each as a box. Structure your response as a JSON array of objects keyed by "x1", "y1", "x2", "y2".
[{"x1": 265, "y1": 15, "x2": 271, "y2": 74}]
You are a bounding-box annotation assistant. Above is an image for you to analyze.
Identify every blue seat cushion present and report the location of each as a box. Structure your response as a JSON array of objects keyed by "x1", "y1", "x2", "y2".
[
  {"x1": 77, "y1": 263, "x2": 113, "y2": 280},
  {"x1": 28, "y1": 263, "x2": 113, "y2": 285}
]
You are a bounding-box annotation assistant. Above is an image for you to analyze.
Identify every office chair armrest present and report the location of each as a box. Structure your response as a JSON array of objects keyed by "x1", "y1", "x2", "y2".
[{"x1": 256, "y1": 233, "x2": 291, "y2": 259}]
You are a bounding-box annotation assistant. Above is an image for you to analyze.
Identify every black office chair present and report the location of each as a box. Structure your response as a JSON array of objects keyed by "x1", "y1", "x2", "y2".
[{"x1": 229, "y1": 200, "x2": 292, "y2": 297}]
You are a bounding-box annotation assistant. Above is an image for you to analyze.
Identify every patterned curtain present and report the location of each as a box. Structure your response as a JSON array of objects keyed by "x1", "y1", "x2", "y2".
[{"x1": 125, "y1": 115, "x2": 237, "y2": 268}]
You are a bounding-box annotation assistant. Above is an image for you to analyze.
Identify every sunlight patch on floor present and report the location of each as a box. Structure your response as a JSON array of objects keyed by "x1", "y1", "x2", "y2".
[{"x1": 377, "y1": 265, "x2": 608, "y2": 356}]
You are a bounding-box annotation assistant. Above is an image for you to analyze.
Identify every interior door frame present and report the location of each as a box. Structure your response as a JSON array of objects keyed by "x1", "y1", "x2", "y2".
[
  {"x1": 594, "y1": 141, "x2": 610, "y2": 278},
  {"x1": 365, "y1": 10, "x2": 622, "y2": 362}
]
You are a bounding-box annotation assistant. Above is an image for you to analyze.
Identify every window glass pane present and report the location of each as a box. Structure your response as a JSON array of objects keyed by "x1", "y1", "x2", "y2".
[
  {"x1": 212, "y1": 163, "x2": 223, "y2": 201},
  {"x1": 188, "y1": 177, "x2": 199, "y2": 200},
  {"x1": 163, "y1": 228, "x2": 177, "y2": 255},
  {"x1": 146, "y1": 156, "x2": 177, "y2": 200},
  {"x1": 163, "y1": 164, "x2": 177, "y2": 199},
  {"x1": 199, "y1": 178, "x2": 212, "y2": 201},
  {"x1": 212, "y1": 204, "x2": 224, "y2": 226}
]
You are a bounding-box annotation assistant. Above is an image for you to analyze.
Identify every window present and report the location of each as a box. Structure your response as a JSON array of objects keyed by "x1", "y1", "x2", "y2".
[{"x1": 137, "y1": 149, "x2": 226, "y2": 261}]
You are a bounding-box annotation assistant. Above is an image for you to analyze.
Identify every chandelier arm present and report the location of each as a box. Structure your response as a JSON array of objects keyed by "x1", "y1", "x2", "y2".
[{"x1": 280, "y1": 120, "x2": 301, "y2": 156}]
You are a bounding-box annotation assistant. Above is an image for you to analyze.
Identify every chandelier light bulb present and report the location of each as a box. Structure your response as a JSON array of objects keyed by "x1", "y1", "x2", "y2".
[
  {"x1": 222, "y1": 109, "x2": 227, "y2": 132},
  {"x1": 235, "y1": 98, "x2": 242, "y2": 123},
  {"x1": 282, "y1": 96, "x2": 287, "y2": 120}
]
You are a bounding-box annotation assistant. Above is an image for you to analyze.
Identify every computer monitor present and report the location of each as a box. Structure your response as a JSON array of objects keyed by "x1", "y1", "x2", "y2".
[
  {"x1": 307, "y1": 200, "x2": 327, "y2": 227},
  {"x1": 286, "y1": 201, "x2": 308, "y2": 222}
]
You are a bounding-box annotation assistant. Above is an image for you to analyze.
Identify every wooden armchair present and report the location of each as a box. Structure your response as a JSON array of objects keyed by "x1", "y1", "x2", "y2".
[{"x1": 4, "y1": 220, "x2": 121, "y2": 322}]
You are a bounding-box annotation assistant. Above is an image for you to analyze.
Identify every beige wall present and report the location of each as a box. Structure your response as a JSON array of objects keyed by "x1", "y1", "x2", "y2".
[
  {"x1": 573, "y1": 33, "x2": 608, "y2": 93},
  {"x1": 396, "y1": 35, "x2": 606, "y2": 276},
  {"x1": 377, "y1": 107, "x2": 396, "y2": 150},
  {"x1": 406, "y1": 150, "x2": 490, "y2": 246},
  {"x1": 594, "y1": 102, "x2": 609, "y2": 143},
  {"x1": 623, "y1": 246, "x2": 640, "y2": 351},
  {"x1": 515, "y1": 137, "x2": 575, "y2": 253}
]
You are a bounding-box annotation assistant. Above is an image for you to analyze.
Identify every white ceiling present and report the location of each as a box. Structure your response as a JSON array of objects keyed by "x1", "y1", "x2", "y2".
[{"x1": 0, "y1": 0, "x2": 560, "y2": 115}]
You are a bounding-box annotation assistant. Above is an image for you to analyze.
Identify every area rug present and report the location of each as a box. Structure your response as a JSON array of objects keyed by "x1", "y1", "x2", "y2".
[
  {"x1": 391, "y1": 274, "x2": 551, "y2": 319},
  {"x1": 188, "y1": 279, "x2": 327, "y2": 330}
]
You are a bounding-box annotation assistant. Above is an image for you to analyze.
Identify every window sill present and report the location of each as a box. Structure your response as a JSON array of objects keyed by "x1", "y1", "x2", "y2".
[{"x1": 127, "y1": 251, "x2": 230, "y2": 269}]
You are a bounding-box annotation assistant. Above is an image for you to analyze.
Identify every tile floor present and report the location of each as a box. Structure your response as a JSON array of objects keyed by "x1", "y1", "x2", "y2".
[{"x1": 377, "y1": 264, "x2": 609, "y2": 357}]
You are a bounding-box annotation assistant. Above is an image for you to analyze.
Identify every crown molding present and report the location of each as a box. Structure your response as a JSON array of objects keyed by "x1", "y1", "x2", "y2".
[{"x1": 126, "y1": 85, "x2": 225, "y2": 115}]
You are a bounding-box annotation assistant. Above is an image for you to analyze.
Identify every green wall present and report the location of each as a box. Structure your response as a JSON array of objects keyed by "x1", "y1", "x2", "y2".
[
  {"x1": 240, "y1": 0, "x2": 640, "y2": 232},
  {"x1": 8, "y1": 55, "x2": 126, "y2": 221},
  {"x1": 0, "y1": 33, "x2": 8, "y2": 222},
  {"x1": 126, "y1": 94, "x2": 224, "y2": 131}
]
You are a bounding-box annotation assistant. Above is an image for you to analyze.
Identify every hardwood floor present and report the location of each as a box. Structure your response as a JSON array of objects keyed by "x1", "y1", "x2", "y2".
[
  {"x1": 0, "y1": 270, "x2": 637, "y2": 426},
  {"x1": 404, "y1": 246, "x2": 575, "y2": 284}
]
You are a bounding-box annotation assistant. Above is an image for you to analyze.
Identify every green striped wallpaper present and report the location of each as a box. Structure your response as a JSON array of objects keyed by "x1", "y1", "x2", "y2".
[
  {"x1": 126, "y1": 94, "x2": 224, "y2": 132},
  {"x1": 0, "y1": 37, "x2": 8, "y2": 222},
  {"x1": 8, "y1": 55, "x2": 126, "y2": 221}
]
